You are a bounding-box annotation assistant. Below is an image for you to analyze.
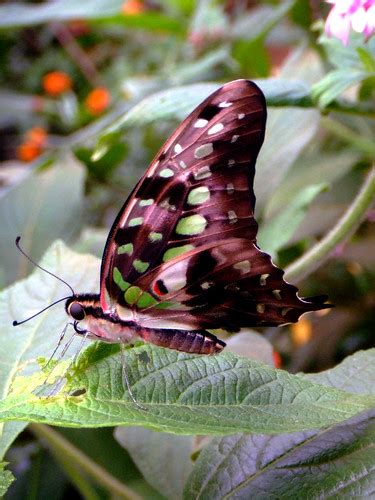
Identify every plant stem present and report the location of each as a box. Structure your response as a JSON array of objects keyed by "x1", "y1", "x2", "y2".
[
  {"x1": 321, "y1": 117, "x2": 375, "y2": 158},
  {"x1": 29, "y1": 423, "x2": 142, "y2": 500},
  {"x1": 285, "y1": 165, "x2": 375, "y2": 282}
]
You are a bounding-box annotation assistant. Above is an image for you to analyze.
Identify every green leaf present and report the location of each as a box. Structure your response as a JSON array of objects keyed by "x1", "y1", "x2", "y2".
[
  {"x1": 0, "y1": 463, "x2": 14, "y2": 496},
  {"x1": 357, "y1": 47, "x2": 375, "y2": 72},
  {"x1": 254, "y1": 49, "x2": 322, "y2": 208},
  {"x1": 1, "y1": 341, "x2": 373, "y2": 434},
  {"x1": 258, "y1": 183, "x2": 327, "y2": 255},
  {"x1": 96, "y1": 78, "x2": 312, "y2": 153},
  {"x1": 0, "y1": 0, "x2": 123, "y2": 28},
  {"x1": 305, "y1": 349, "x2": 375, "y2": 395},
  {"x1": 115, "y1": 427, "x2": 193, "y2": 500},
  {"x1": 93, "y1": 12, "x2": 184, "y2": 35},
  {"x1": 229, "y1": 0, "x2": 295, "y2": 41},
  {"x1": 0, "y1": 242, "x2": 99, "y2": 459},
  {"x1": 184, "y1": 349, "x2": 375, "y2": 499},
  {"x1": 184, "y1": 410, "x2": 375, "y2": 499},
  {"x1": 0, "y1": 155, "x2": 85, "y2": 285},
  {"x1": 312, "y1": 69, "x2": 369, "y2": 108},
  {"x1": 264, "y1": 150, "x2": 360, "y2": 219},
  {"x1": 0, "y1": 244, "x2": 373, "y2": 436}
]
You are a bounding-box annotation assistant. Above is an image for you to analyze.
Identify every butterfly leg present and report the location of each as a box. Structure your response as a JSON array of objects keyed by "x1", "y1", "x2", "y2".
[{"x1": 119, "y1": 342, "x2": 147, "y2": 411}]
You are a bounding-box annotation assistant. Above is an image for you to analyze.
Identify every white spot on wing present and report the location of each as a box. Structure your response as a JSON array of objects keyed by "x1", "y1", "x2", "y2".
[
  {"x1": 160, "y1": 198, "x2": 176, "y2": 212},
  {"x1": 260, "y1": 273, "x2": 269, "y2": 286},
  {"x1": 179, "y1": 160, "x2": 187, "y2": 169},
  {"x1": 218, "y1": 101, "x2": 232, "y2": 108},
  {"x1": 201, "y1": 281, "x2": 213, "y2": 290},
  {"x1": 228, "y1": 210, "x2": 238, "y2": 224},
  {"x1": 228, "y1": 159, "x2": 235, "y2": 167},
  {"x1": 233, "y1": 260, "x2": 251, "y2": 274},
  {"x1": 174, "y1": 143, "x2": 182, "y2": 154},
  {"x1": 273, "y1": 289, "x2": 282, "y2": 300},
  {"x1": 194, "y1": 143, "x2": 213, "y2": 159},
  {"x1": 194, "y1": 166, "x2": 211, "y2": 180},
  {"x1": 256, "y1": 303, "x2": 265, "y2": 314},
  {"x1": 238, "y1": 113, "x2": 245, "y2": 119},
  {"x1": 208, "y1": 123, "x2": 224, "y2": 135},
  {"x1": 226, "y1": 183, "x2": 234, "y2": 194},
  {"x1": 194, "y1": 118, "x2": 208, "y2": 128},
  {"x1": 231, "y1": 135, "x2": 239, "y2": 143}
]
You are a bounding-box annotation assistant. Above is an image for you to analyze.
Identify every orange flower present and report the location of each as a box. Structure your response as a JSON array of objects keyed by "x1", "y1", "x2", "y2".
[
  {"x1": 16, "y1": 142, "x2": 42, "y2": 162},
  {"x1": 25, "y1": 127, "x2": 48, "y2": 148},
  {"x1": 290, "y1": 317, "x2": 312, "y2": 346},
  {"x1": 121, "y1": 0, "x2": 144, "y2": 15},
  {"x1": 273, "y1": 350, "x2": 282, "y2": 368},
  {"x1": 17, "y1": 126, "x2": 48, "y2": 162},
  {"x1": 42, "y1": 71, "x2": 72, "y2": 96},
  {"x1": 85, "y1": 87, "x2": 111, "y2": 115}
]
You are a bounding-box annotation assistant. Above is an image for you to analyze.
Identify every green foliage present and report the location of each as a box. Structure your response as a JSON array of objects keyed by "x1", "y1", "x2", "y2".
[
  {"x1": 1, "y1": 0, "x2": 374, "y2": 496},
  {"x1": 1, "y1": 244, "x2": 373, "y2": 434}
]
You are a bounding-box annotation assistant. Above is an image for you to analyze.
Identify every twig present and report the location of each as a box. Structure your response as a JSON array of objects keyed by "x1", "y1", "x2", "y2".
[{"x1": 285, "y1": 165, "x2": 375, "y2": 282}]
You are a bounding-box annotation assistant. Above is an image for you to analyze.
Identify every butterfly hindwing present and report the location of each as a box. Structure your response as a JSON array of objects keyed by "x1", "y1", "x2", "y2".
[{"x1": 134, "y1": 239, "x2": 329, "y2": 331}]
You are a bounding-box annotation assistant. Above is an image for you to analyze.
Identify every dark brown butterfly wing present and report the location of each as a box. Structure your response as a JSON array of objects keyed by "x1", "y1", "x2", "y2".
[{"x1": 99, "y1": 79, "x2": 329, "y2": 328}]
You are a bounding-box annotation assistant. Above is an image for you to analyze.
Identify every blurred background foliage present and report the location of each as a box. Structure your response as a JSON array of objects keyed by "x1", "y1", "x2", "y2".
[{"x1": 0, "y1": 0, "x2": 374, "y2": 498}]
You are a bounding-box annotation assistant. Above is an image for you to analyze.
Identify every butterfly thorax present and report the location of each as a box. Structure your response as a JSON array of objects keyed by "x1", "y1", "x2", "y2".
[
  {"x1": 65, "y1": 294, "x2": 225, "y2": 354},
  {"x1": 65, "y1": 294, "x2": 136, "y2": 343}
]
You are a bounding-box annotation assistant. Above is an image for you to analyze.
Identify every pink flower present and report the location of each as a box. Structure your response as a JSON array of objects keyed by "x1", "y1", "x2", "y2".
[{"x1": 325, "y1": 0, "x2": 375, "y2": 45}]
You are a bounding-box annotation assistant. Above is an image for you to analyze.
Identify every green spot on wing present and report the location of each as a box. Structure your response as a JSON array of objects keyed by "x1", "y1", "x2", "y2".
[
  {"x1": 163, "y1": 244, "x2": 194, "y2": 262},
  {"x1": 149, "y1": 231, "x2": 163, "y2": 243},
  {"x1": 139, "y1": 199, "x2": 154, "y2": 207},
  {"x1": 133, "y1": 259, "x2": 150, "y2": 273},
  {"x1": 155, "y1": 301, "x2": 174, "y2": 309},
  {"x1": 159, "y1": 168, "x2": 174, "y2": 178},
  {"x1": 128, "y1": 217, "x2": 144, "y2": 227},
  {"x1": 187, "y1": 186, "x2": 210, "y2": 205},
  {"x1": 137, "y1": 292, "x2": 158, "y2": 308},
  {"x1": 113, "y1": 267, "x2": 130, "y2": 292},
  {"x1": 118, "y1": 243, "x2": 133, "y2": 255},
  {"x1": 175, "y1": 215, "x2": 207, "y2": 236},
  {"x1": 125, "y1": 286, "x2": 143, "y2": 305}
]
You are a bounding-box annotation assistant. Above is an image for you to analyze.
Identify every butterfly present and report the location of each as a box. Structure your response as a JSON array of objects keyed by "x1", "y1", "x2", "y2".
[{"x1": 15, "y1": 80, "x2": 330, "y2": 405}]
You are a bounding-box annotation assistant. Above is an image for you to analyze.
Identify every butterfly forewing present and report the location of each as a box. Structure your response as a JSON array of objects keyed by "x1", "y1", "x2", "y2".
[{"x1": 100, "y1": 80, "x2": 265, "y2": 310}]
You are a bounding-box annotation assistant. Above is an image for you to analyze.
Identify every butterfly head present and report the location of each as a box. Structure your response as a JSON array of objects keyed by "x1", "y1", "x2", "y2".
[
  {"x1": 65, "y1": 297, "x2": 86, "y2": 322},
  {"x1": 65, "y1": 294, "x2": 102, "y2": 328}
]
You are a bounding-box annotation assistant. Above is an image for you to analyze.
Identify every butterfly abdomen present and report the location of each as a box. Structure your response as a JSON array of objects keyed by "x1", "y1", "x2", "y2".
[{"x1": 137, "y1": 326, "x2": 225, "y2": 355}]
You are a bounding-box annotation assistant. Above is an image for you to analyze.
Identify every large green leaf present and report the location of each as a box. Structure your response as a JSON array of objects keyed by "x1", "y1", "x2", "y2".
[
  {"x1": 264, "y1": 149, "x2": 359, "y2": 219},
  {"x1": 254, "y1": 48, "x2": 323, "y2": 208},
  {"x1": 312, "y1": 69, "x2": 370, "y2": 108},
  {"x1": 0, "y1": 242, "x2": 98, "y2": 460},
  {"x1": 0, "y1": 155, "x2": 85, "y2": 286},
  {"x1": 115, "y1": 427, "x2": 193, "y2": 500},
  {"x1": 258, "y1": 183, "x2": 326, "y2": 255},
  {"x1": 184, "y1": 409, "x2": 375, "y2": 499},
  {"x1": 183, "y1": 349, "x2": 375, "y2": 498},
  {"x1": 100, "y1": 78, "x2": 312, "y2": 139},
  {"x1": 0, "y1": 244, "x2": 373, "y2": 436}
]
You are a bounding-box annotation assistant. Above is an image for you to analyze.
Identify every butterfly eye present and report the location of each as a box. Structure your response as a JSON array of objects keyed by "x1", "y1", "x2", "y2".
[{"x1": 68, "y1": 302, "x2": 86, "y2": 321}]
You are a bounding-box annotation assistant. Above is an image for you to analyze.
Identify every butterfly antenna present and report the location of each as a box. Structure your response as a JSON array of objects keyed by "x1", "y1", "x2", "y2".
[
  {"x1": 15, "y1": 236, "x2": 75, "y2": 295},
  {"x1": 13, "y1": 296, "x2": 72, "y2": 326}
]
